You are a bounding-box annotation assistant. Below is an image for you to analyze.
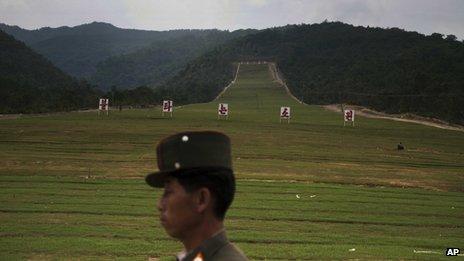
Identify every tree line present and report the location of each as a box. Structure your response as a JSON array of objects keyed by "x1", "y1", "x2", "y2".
[{"x1": 156, "y1": 22, "x2": 464, "y2": 125}]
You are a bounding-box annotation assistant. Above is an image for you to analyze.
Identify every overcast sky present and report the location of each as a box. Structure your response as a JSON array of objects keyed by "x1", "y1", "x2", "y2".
[{"x1": 1, "y1": 0, "x2": 463, "y2": 39}]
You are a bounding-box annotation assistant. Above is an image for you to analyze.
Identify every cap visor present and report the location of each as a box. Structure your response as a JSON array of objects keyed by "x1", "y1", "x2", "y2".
[{"x1": 145, "y1": 171, "x2": 171, "y2": 188}]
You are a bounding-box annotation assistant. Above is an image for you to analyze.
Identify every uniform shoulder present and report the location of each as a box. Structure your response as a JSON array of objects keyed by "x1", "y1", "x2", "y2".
[{"x1": 212, "y1": 242, "x2": 248, "y2": 261}]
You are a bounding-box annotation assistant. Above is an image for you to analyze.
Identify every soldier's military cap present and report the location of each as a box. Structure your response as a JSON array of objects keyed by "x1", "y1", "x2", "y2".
[{"x1": 145, "y1": 131, "x2": 232, "y2": 187}]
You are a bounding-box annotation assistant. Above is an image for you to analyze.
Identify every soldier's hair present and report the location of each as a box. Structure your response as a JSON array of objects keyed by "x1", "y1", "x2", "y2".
[{"x1": 173, "y1": 167, "x2": 235, "y2": 220}]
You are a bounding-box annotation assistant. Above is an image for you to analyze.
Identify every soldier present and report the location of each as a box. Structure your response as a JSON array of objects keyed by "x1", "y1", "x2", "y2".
[
  {"x1": 397, "y1": 142, "x2": 405, "y2": 151},
  {"x1": 145, "y1": 131, "x2": 248, "y2": 261}
]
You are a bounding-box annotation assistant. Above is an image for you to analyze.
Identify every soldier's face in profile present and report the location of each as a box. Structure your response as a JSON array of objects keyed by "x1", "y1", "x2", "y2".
[{"x1": 157, "y1": 177, "x2": 201, "y2": 239}]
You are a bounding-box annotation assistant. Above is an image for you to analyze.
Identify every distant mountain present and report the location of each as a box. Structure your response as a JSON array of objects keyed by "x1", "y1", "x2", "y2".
[
  {"x1": 0, "y1": 22, "x2": 211, "y2": 78},
  {"x1": 156, "y1": 22, "x2": 464, "y2": 124},
  {"x1": 0, "y1": 30, "x2": 99, "y2": 113},
  {"x1": 91, "y1": 29, "x2": 256, "y2": 90}
]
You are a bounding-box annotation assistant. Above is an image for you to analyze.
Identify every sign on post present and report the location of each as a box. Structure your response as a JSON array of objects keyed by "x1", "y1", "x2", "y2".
[
  {"x1": 344, "y1": 109, "x2": 355, "y2": 126},
  {"x1": 218, "y1": 103, "x2": 229, "y2": 120},
  {"x1": 280, "y1": 107, "x2": 291, "y2": 123},
  {"x1": 98, "y1": 98, "x2": 109, "y2": 116},
  {"x1": 162, "y1": 100, "x2": 173, "y2": 117}
]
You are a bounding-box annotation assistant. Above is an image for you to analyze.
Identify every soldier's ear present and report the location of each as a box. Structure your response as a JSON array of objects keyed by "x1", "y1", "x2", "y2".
[{"x1": 195, "y1": 187, "x2": 211, "y2": 213}]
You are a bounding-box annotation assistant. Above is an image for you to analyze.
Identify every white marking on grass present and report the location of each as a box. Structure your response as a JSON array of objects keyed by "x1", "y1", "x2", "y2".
[
  {"x1": 268, "y1": 62, "x2": 305, "y2": 104},
  {"x1": 413, "y1": 249, "x2": 441, "y2": 254},
  {"x1": 241, "y1": 178, "x2": 314, "y2": 184},
  {"x1": 214, "y1": 63, "x2": 241, "y2": 101}
]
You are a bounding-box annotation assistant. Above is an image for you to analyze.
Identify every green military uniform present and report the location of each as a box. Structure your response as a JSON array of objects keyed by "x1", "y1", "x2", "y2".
[{"x1": 176, "y1": 230, "x2": 248, "y2": 261}]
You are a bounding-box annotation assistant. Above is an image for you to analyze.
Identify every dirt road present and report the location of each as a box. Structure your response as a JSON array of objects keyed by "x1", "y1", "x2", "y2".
[{"x1": 324, "y1": 104, "x2": 464, "y2": 132}]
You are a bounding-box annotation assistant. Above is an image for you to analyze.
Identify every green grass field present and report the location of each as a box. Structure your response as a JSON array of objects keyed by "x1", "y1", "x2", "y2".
[{"x1": 1, "y1": 64, "x2": 463, "y2": 260}]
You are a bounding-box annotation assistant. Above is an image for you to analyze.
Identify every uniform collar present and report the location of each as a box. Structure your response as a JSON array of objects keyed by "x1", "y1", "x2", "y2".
[{"x1": 176, "y1": 229, "x2": 229, "y2": 261}]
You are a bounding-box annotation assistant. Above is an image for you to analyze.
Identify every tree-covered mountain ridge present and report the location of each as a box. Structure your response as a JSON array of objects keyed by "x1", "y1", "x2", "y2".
[
  {"x1": 91, "y1": 28, "x2": 256, "y2": 90},
  {"x1": 0, "y1": 22, "x2": 242, "y2": 79},
  {"x1": 0, "y1": 29, "x2": 99, "y2": 113},
  {"x1": 157, "y1": 22, "x2": 464, "y2": 125}
]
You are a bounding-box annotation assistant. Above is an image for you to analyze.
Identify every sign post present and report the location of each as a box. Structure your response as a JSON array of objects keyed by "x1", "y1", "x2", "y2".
[
  {"x1": 162, "y1": 100, "x2": 173, "y2": 117},
  {"x1": 344, "y1": 109, "x2": 355, "y2": 126},
  {"x1": 218, "y1": 103, "x2": 229, "y2": 120},
  {"x1": 98, "y1": 98, "x2": 109, "y2": 116},
  {"x1": 280, "y1": 107, "x2": 291, "y2": 123}
]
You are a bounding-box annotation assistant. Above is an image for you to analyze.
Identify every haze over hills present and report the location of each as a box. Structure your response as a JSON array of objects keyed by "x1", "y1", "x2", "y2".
[
  {"x1": 0, "y1": 30, "x2": 98, "y2": 113},
  {"x1": 0, "y1": 22, "x2": 233, "y2": 79},
  {"x1": 91, "y1": 29, "x2": 256, "y2": 90}
]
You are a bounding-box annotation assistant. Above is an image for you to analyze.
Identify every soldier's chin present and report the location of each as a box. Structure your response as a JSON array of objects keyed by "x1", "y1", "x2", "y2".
[{"x1": 162, "y1": 224, "x2": 180, "y2": 238}]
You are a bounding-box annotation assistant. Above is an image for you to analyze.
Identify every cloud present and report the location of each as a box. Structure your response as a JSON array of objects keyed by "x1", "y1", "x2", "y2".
[
  {"x1": 119, "y1": 0, "x2": 239, "y2": 29},
  {"x1": 247, "y1": 0, "x2": 269, "y2": 7}
]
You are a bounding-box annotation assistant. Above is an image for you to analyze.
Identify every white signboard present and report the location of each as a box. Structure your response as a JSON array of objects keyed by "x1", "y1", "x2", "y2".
[
  {"x1": 218, "y1": 103, "x2": 229, "y2": 116},
  {"x1": 162, "y1": 100, "x2": 173, "y2": 113},
  {"x1": 344, "y1": 109, "x2": 355, "y2": 122},
  {"x1": 99, "y1": 98, "x2": 109, "y2": 111},
  {"x1": 280, "y1": 107, "x2": 291, "y2": 119}
]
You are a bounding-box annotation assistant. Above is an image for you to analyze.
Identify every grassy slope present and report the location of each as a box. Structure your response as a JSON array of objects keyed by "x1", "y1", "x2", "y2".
[{"x1": 0, "y1": 64, "x2": 463, "y2": 259}]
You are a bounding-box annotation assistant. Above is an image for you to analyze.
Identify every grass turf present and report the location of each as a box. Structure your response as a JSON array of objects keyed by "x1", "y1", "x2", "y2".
[{"x1": 0, "y1": 64, "x2": 463, "y2": 259}]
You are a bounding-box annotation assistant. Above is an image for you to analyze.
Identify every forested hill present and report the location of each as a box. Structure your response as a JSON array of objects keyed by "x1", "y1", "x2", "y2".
[
  {"x1": 157, "y1": 22, "x2": 464, "y2": 125},
  {"x1": 91, "y1": 29, "x2": 255, "y2": 90},
  {"x1": 0, "y1": 22, "x2": 212, "y2": 78},
  {"x1": 0, "y1": 30, "x2": 98, "y2": 113}
]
